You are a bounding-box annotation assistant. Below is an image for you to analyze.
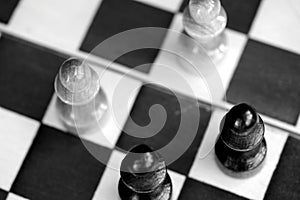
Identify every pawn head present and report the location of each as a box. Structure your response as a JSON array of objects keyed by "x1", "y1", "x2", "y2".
[
  {"x1": 226, "y1": 103, "x2": 257, "y2": 133},
  {"x1": 121, "y1": 144, "x2": 164, "y2": 174},
  {"x1": 189, "y1": 0, "x2": 221, "y2": 23},
  {"x1": 220, "y1": 103, "x2": 264, "y2": 150},
  {"x1": 59, "y1": 58, "x2": 92, "y2": 93},
  {"x1": 120, "y1": 144, "x2": 167, "y2": 192}
]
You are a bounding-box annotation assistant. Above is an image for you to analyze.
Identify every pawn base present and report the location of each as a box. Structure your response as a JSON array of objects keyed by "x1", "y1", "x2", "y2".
[
  {"x1": 177, "y1": 31, "x2": 227, "y2": 77},
  {"x1": 56, "y1": 89, "x2": 108, "y2": 130},
  {"x1": 215, "y1": 138, "x2": 267, "y2": 178},
  {"x1": 205, "y1": 32, "x2": 228, "y2": 63},
  {"x1": 182, "y1": 6, "x2": 228, "y2": 64},
  {"x1": 118, "y1": 173, "x2": 172, "y2": 200}
]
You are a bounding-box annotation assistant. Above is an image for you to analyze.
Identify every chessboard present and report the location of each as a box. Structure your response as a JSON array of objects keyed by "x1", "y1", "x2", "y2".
[{"x1": 0, "y1": 0, "x2": 299, "y2": 200}]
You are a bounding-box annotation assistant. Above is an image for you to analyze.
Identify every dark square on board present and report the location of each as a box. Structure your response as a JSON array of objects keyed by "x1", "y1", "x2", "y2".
[
  {"x1": 11, "y1": 125, "x2": 111, "y2": 200},
  {"x1": 0, "y1": 0, "x2": 20, "y2": 24},
  {"x1": 0, "y1": 34, "x2": 66, "y2": 120},
  {"x1": 226, "y1": 39, "x2": 300, "y2": 125},
  {"x1": 80, "y1": 0, "x2": 174, "y2": 73},
  {"x1": 0, "y1": 189, "x2": 7, "y2": 200},
  {"x1": 116, "y1": 84, "x2": 212, "y2": 175},
  {"x1": 264, "y1": 137, "x2": 300, "y2": 200},
  {"x1": 178, "y1": 178, "x2": 246, "y2": 200},
  {"x1": 179, "y1": 0, "x2": 262, "y2": 33},
  {"x1": 221, "y1": 0, "x2": 262, "y2": 33}
]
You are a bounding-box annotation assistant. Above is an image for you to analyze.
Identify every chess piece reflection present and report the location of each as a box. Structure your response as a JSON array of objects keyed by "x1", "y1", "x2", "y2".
[
  {"x1": 54, "y1": 58, "x2": 108, "y2": 129},
  {"x1": 215, "y1": 103, "x2": 267, "y2": 178}
]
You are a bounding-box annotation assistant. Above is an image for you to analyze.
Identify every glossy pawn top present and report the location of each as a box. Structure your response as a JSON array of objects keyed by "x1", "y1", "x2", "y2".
[
  {"x1": 183, "y1": 0, "x2": 227, "y2": 38},
  {"x1": 189, "y1": 0, "x2": 221, "y2": 23},
  {"x1": 55, "y1": 58, "x2": 100, "y2": 104},
  {"x1": 59, "y1": 58, "x2": 92, "y2": 93},
  {"x1": 120, "y1": 144, "x2": 167, "y2": 193},
  {"x1": 220, "y1": 103, "x2": 265, "y2": 151}
]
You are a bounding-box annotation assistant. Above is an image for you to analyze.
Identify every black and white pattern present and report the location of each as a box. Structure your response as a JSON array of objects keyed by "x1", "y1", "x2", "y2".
[{"x1": 0, "y1": 0, "x2": 299, "y2": 199}]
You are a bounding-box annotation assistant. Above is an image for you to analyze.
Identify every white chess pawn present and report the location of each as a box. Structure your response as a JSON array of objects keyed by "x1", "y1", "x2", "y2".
[
  {"x1": 183, "y1": 0, "x2": 227, "y2": 62},
  {"x1": 54, "y1": 58, "x2": 107, "y2": 129}
]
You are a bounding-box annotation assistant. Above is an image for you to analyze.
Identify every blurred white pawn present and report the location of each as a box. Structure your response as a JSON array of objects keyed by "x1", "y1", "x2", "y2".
[
  {"x1": 54, "y1": 58, "x2": 107, "y2": 129},
  {"x1": 182, "y1": 0, "x2": 227, "y2": 62}
]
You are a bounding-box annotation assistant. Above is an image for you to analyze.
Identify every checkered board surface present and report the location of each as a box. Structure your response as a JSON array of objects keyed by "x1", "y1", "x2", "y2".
[{"x1": 0, "y1": 0, "x2": 300, "y2": 199}]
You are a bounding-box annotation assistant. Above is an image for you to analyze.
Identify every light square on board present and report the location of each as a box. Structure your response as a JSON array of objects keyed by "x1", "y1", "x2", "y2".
[
  {"x1": 9, "y1": 0, "x2": 102, "y2": 50},
  {"x1": 178, "y1": 178, "x2": 245, "y2": 200},
  {"x1": 92, "y1": 150, "x2": 186, "y2": 200},
  {"x1": 250, "y1": 0, "x2": 300, "y2": 55},
  {"x1": 0, "y1": 107, "x2": 39, "y2": 191},
  {"x1": 188, "y1": 109, "x2": 288, "y2": 200},
  {"x1": 0, "y1": 34, "x2": 66, "y2": 121},
  {"x1": 80, "y1": 0, "x2": 174, "y2": 73},
  {"x1": 167, "y1": 170, "x2": 186, "y2": 200},
  {"x1": 116, "y1": 84, "x2": 212, "y2": 175},
  {"x1": 6, "y1": 193, "x2": 28, "y2": 200},
  {"x1": 226, "y1": 39, "x2": 300, "y2": 125},
  {"x1": 133, "y1": 0, "x2": 183, "y2": 13},
  {"x1": 0, "y1": 0, "x2": 20, "y2": 24},
  {"x1": 150, "y1": 14, "x2": 247, "y2": 102},
  {"x1": 11, "y1": 125, "x2": 111, "y2": 200},
  {"x1": 42, "y1": 64, "x2": 142, "y2": 149}
]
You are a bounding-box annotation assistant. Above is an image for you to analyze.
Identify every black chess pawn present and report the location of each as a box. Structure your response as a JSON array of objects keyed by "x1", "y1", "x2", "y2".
[
  {"x1": 119, "y1": 144, "x2": 172, "y2": 200},
  {"x1": 215, "y1": 103, "x2": 267, "y2": 177}
]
